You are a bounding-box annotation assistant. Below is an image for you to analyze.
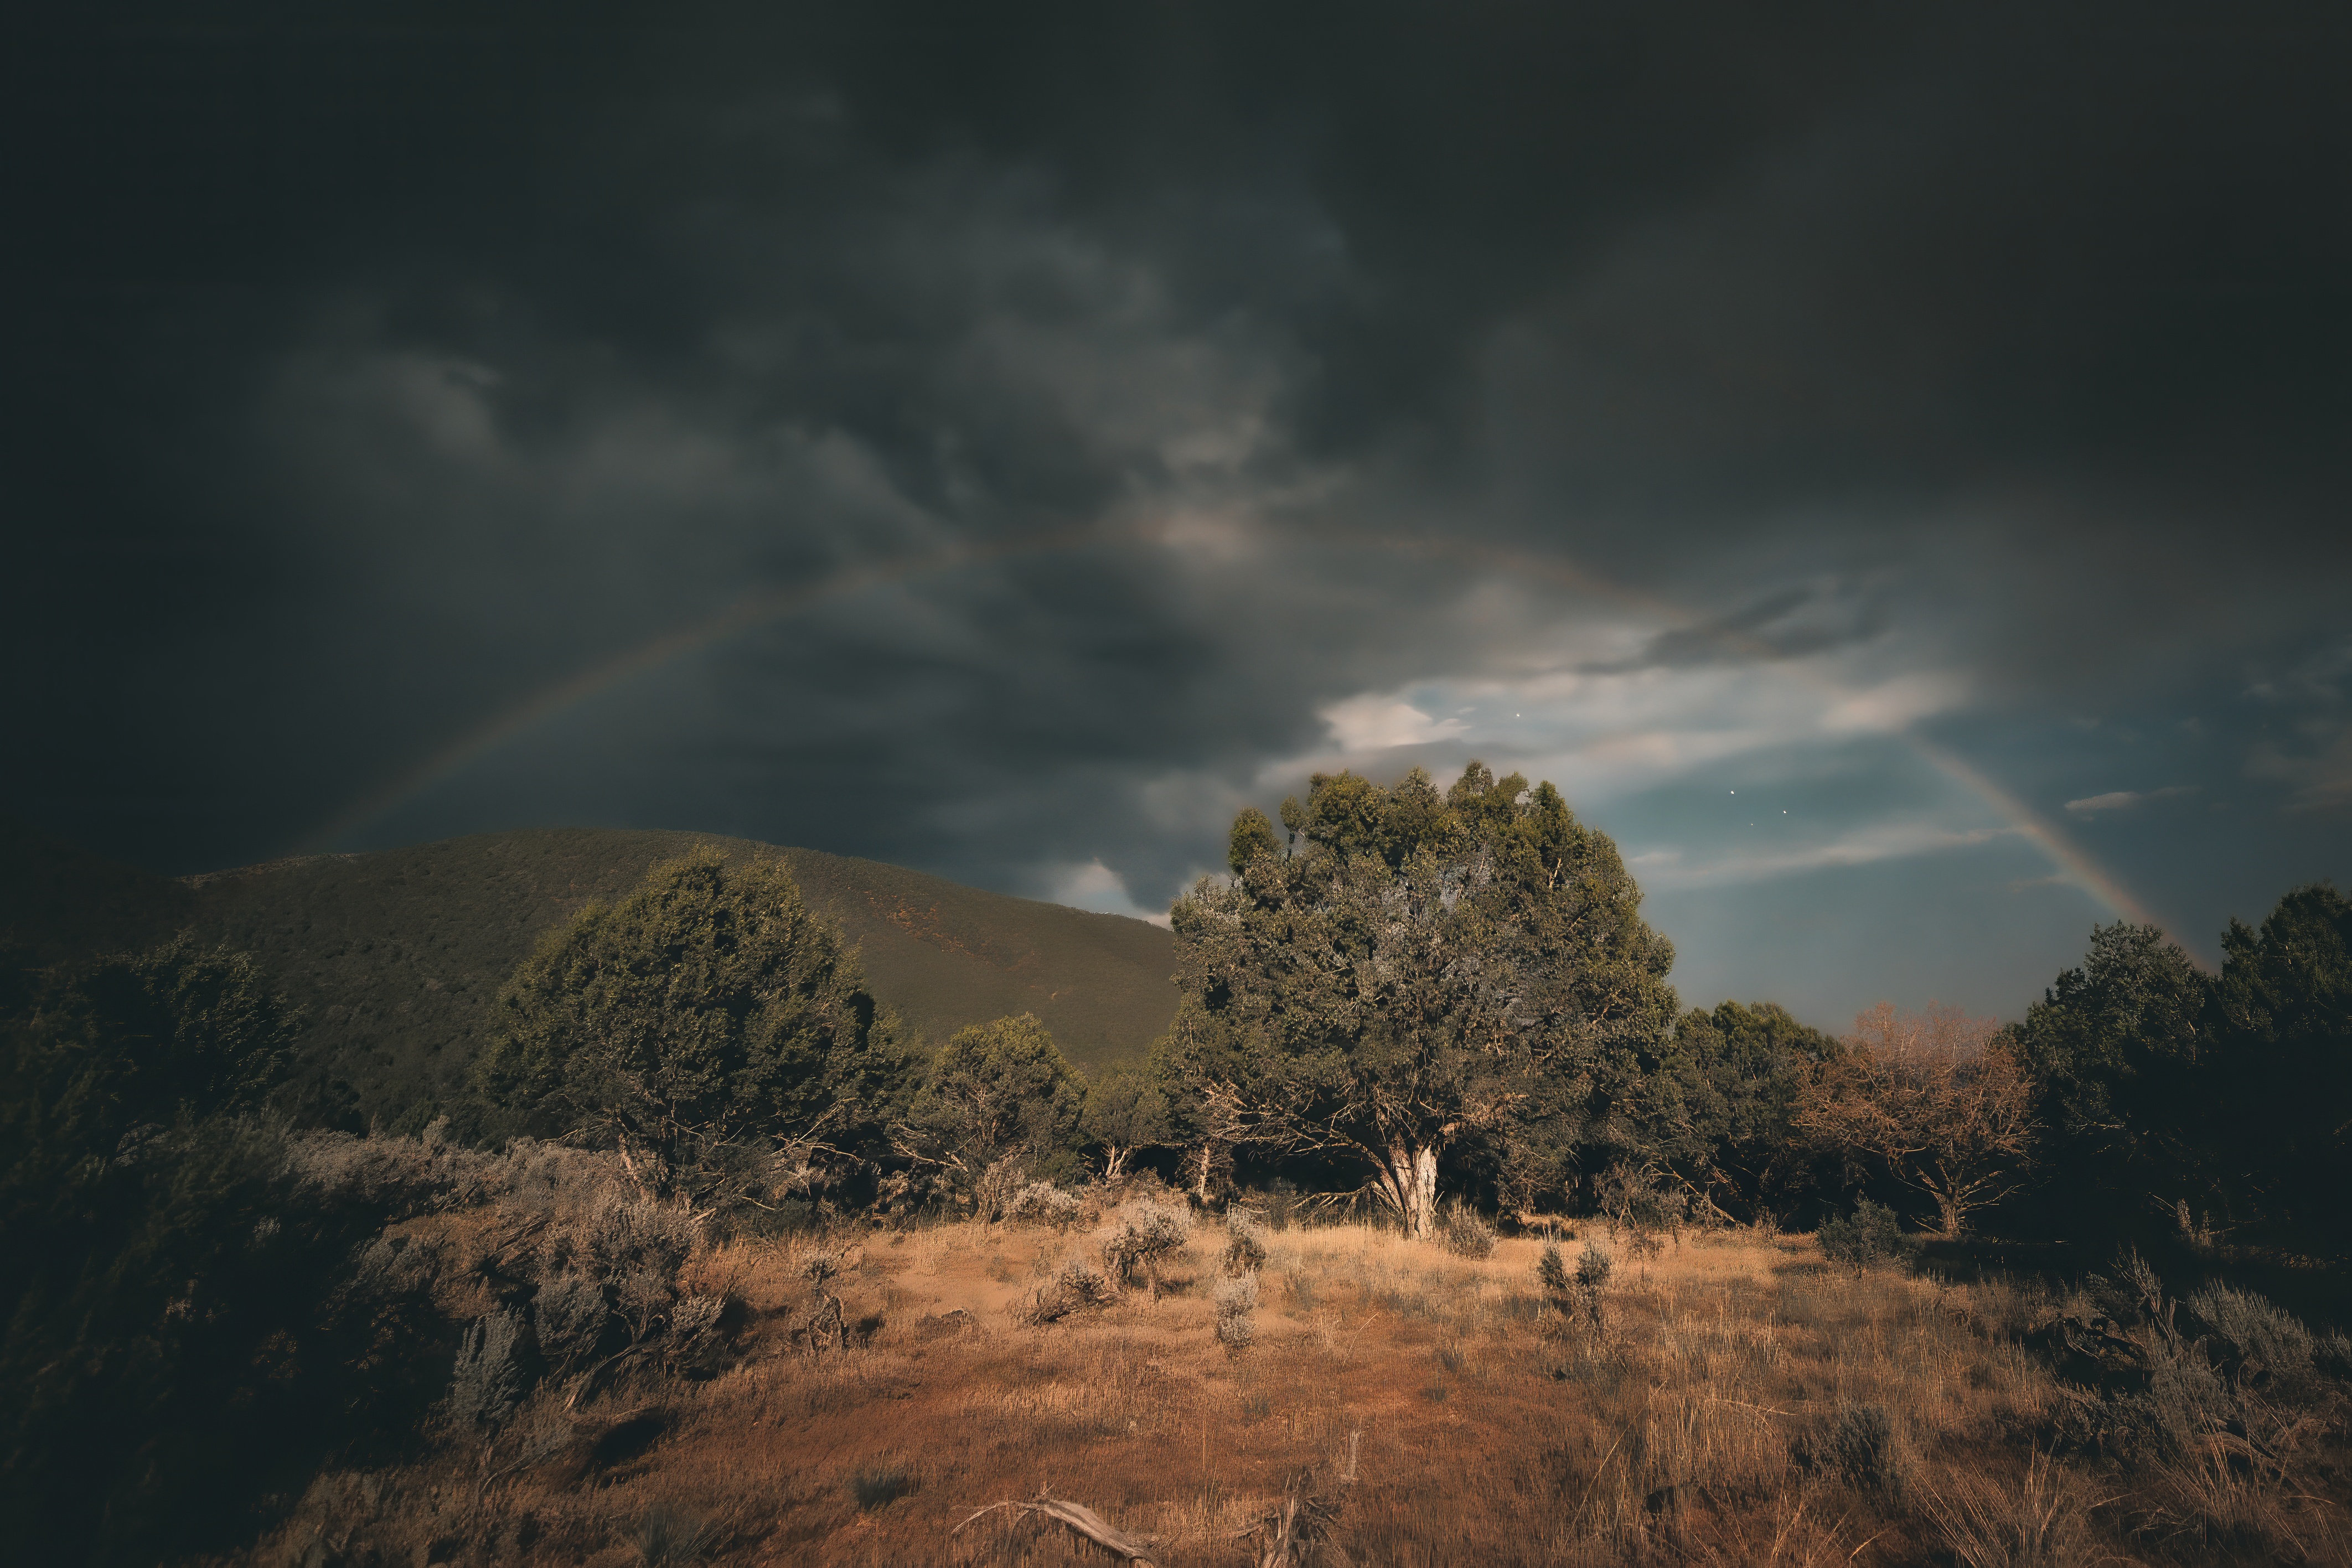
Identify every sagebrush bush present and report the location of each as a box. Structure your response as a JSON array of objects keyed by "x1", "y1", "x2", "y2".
[
  {"x1": 1101, "y1": 1199, "x2": 1189, "y2": 1287},
  {"x1": 1818, "y1": 1198, "x2": 1923, "y2": 1270},
  {"x1": 286, "y1": 1121, "x2": 503, "y2": 1217},
  {"x1": 1006, "y1": 1180, "x2": 1085, "y2": 1228},
  {"x1": 447, "y1": 1307, "x2": 528, "y2": 1428},
  {"x1": 534, "y1": 1270, "x2": 612, "y2": 1367},
  {"x1": 1015, "y1": 1257, "x2": 1116, "y2": 1326},
  {"x1": 2185, "y1": 1281, "x2": 2321, "y2": 1398},
  {"x1": 1223, "y1": 1209, "x2": 1269, "y2": 1274},
  {"x1": 1439, "y1": 1201, "x2": 1496, "y2": 1259},
  {"x1": 1213, "y1": 1271, "x2": 1259, "y2": 1350}
]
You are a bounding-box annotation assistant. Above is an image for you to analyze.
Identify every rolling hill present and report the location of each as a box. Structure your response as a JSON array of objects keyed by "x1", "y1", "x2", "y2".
[{"x1": 2, "y1": 823, "x2": 1179, "y2": 1127}]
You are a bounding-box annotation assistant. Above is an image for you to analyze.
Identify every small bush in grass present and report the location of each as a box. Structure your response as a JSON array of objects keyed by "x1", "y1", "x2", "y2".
[
  {"x1": 850, "y1": 1464, "x2": 911, "y2": 1510},
  {"x1": 447, "y1": 1307, "x2": 528, "y2": 1429},
  {"x1": 1575, "y1": 1241, "x2": 1614, "y2": 1290},
  {"x1": 1214, "y1": 1272, "x2": 1258, "y2": 1351},
  {"x1": 1101, "y1": 1199, "x2": 1189, "y2": 1288},
  {"x1": 1015, "y1": 1257, "x2": 1115, "y2": 1326},
  {"x1": 1223, "y1": 1209, "x2": 1268, "y2": 1275},
  {"x1": 1439, "y1": 1201, "x2": 1496, "y2": 1259},
  {"x1": 1818, "y1": 1198, "x2": 1924, "y2": 1270},
  {"x1": 1797, "y1": 1400, "x2": 1905, "y2": 1492},
  {"x1": 1537, "y1": 1243, "x2": 1569, "y2": 1296},
  {"x1": 634, "y1": 1503, "x2": 714, "y2": 1566},
  {"x1": 1538, "y1": 1241, "x2": 1611, "y2": 1335}
]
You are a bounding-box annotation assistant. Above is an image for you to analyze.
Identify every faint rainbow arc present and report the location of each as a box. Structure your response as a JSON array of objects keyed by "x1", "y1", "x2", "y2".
[
  {"x1": 297, "y1": 526, "x2": 1097, "y2": 853},
  {"x1": 299, "y1": 522, "x2": 2174, "y2": 947}
]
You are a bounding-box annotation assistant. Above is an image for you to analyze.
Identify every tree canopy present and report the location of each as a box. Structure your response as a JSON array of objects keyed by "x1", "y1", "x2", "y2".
[
  {"x1": 2005, "y1": 921, "x2": 2205, "y2": 1221},
  {"x1": 2205, "y1": 884, "x2": 2352, "y2": 1230},
  {"x1": 1168, "y1": 762, "x2": 1678, "y2": 1237},
  {"x1": 1633, "y1": 1000, "x2": 1841, "y2": 1222},
  {"x1": 1079, "y1": 1054, "x2": 1174, "y2": 1179},
  {"x1": 902, "y1": 1012, "x2": 1088, "y2": 1186},
  {"x1": 472, "y1": 850, "x2": 911, "y2": 1198}
]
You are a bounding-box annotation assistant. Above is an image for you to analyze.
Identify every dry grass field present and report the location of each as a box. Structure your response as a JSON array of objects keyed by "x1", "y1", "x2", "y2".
[{"x1": 237, "y1": 1195, "x2": 2352, "y2": 1568}]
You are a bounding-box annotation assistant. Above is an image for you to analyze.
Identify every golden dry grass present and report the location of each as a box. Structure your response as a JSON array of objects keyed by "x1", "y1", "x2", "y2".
[{"x1": 240, "y1": 1212, "x2": 2351, "y2": 1567}]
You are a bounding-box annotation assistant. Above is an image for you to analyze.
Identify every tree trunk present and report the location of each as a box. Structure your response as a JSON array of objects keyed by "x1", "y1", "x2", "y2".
[
  {"x1": 1931, "y1": 1188, "x2": 1966, "y2": 1238},
  {"x1": 1191, "y1": 1141, "x2": 1229, "y2": 1204},
  {"x1": 1102, "y1": 1145, "x2": 1130, "y2": 1181},
  {"x1": 1377, "y1": 1141, "x2": 1441, "y2": 1240}
]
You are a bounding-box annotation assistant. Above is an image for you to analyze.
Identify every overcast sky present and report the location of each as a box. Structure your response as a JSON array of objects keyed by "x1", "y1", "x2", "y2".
[{"x1": 8, "y1": 2, "x2": 2349, "y2": 1029}]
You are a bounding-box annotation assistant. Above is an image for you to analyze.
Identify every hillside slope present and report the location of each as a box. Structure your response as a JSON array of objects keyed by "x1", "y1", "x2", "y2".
[
  {"x1": 9, "y1": 825, "x2": 1178, "y2": 1126},
  {"x1": 0, "y1": 819, "x2": 194, "y2": 963}
]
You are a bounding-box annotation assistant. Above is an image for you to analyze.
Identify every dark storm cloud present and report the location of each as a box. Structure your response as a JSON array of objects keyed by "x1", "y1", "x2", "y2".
[
  {"x1": 6, "y1": 2, "x2": 2349, "y2": 1001},
  {"x1": 1582, "y1": 584, "x2": 1893, "y2": 674}
]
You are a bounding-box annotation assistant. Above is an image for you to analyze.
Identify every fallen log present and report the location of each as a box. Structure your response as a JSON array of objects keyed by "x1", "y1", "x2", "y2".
[{"x1": 953, "y1": 1491, "x2": 1158, "y2": 1564}]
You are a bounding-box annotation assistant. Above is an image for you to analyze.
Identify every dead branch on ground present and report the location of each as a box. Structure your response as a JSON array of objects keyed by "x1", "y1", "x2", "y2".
[{"x1": 952, "y1": 1491, "x2": 1159, "y2": 1564}]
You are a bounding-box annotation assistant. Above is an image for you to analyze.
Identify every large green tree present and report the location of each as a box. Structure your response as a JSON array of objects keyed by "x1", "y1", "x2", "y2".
[
  {"x1": 1169, "y1": 763, "x2": 1678, "y2": 1238},
  {"x1": 473, "y1": 850, "x2": 911, "y2": 1199},
  {"x1": 2007, "y1": 892, "x2": 2352, "y2": 1248}
]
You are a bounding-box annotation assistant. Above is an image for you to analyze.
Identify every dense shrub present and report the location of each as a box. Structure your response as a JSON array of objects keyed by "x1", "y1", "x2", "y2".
[
  {"x1": 2049, "y1": 1255, "x2": 2351, "y2": 1500},
  {"x1": 1537, "y1": 1242, "x2": 1569, "y2": 1295},
  {"x1": 1006, "y1": 1179, "x2": 1087, "y2": 1228},
  {"x1": 1213, "y1": 1272, "x2": 1259, "y2": 1350},
  {"x1": 1015, "y1": 1256, "x2": 1116, "y2": 1326},
  {"x1": 0, "y1": 939, "x2": 432, "y2": 1565},
  {"x1": 1223, "y1": 1208, "x2": 1270, "y2": 1274},
  {"x1": 1101, "y1": 1199, "x2": 1190, "y2": 1288},
  {"x1": 1439, "y1": 1200, "x2": 1497, "y2": 1259},
  {"x1": 1818, "y1": 1198, "x2": 1924, "y2": 1270}
]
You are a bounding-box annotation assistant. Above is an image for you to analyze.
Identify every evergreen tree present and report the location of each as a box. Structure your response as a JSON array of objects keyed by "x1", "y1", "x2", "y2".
[
  {"x1": 1080, "y1": 1054, "x2": 1174, "y2": 1178},
  {"x1": 473, "y1": 850, "x2": 911, "y2": 1198},
  {"x1": 0, "y1": 939, "x2": 370, "y2": 1564},
  {"x1": 2007, "y1": 921, "x2": 2208, "y2": 1222},
  {"x1": 2206, "y1": 883, "x2": 2352, "y2": 1237},
  {"x1": 904, "y1": 1012, "x2": 1087, "y2": 1184},
  {"x1": 1634, "y1": 1000, "x2": 1841, "y2": 1221},
  {"x1": 1169, "y1": 762, "x2": 1677, "y2": 1238}
]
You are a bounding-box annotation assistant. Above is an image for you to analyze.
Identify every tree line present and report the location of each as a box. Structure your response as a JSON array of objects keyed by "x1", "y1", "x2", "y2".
[{"x1": 433, "y1": 768, "x2": 2352, "y2": 1253}]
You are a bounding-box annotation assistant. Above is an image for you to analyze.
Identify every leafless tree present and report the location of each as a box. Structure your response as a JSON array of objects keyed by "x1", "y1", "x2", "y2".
[{"x1": 1793, "y1": 1002, "x2": 2035, "y2": 1237}]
